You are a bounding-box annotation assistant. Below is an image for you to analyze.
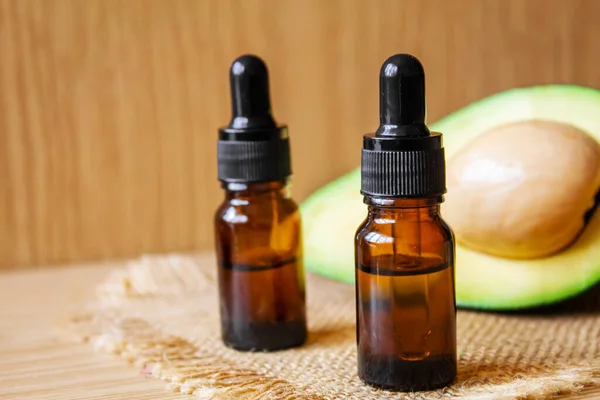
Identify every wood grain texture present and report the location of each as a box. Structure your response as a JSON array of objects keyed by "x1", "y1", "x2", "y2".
[
  {"x1": 1, "y1": 0, "x2": 600, "y2": 268},
  {"x1": 0, "y1": 262, "x2": 192, "y2": 399}
]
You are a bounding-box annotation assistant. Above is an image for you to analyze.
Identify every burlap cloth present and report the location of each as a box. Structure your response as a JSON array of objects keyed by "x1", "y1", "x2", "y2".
[{"x1": 69, "y1": 253, "x2": 600, "y2": 399}]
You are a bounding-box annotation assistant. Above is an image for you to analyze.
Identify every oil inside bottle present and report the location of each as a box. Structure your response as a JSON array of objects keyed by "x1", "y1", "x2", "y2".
[
  {"x1": 219, "y1": 258, "x2": 307, "y2": 351},
  {"x1": 356, "y1": 255, "x2": 456, "y2": 390}
]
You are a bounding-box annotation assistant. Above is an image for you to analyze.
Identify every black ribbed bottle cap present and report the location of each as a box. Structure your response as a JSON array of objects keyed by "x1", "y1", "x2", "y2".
[
  {"x1": 361, "y1": 54, "x2": 446, "y2": 198},
  {"x1": 218, "y1": 55, "x2": 291, "y2": 183}
]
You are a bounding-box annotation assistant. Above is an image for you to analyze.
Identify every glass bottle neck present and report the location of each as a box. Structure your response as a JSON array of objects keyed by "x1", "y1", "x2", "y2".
[
  {"x1": 364, "y1": 196, "x2": 442, "y2": 220},
  {"x1": 222, "y1": 180, "x2": 290, "y2": 200}
]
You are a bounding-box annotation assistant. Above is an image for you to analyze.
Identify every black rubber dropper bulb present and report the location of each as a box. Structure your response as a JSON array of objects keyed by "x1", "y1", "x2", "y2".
[
  {"x1": 218, "y1": 54, "x2": 290, "y2": 183},
  {"x1": 361, "y1": 54, "x2": 445, "y2": 198},
  {"x1": 228, "y1": 55, "x2": 277, "y2": 131},
  {"x1": 376, "y1": 54, "x2": 430, "y2": 137}
]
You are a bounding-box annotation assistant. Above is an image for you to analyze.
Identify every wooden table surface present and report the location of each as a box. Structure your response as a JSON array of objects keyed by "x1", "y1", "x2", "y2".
[
  {"x1": 0, "y1": 259, "x2": 598, "y2": 399},
  {"x1": 0, "y1": 262, "x2": 190, "y2": 400}
]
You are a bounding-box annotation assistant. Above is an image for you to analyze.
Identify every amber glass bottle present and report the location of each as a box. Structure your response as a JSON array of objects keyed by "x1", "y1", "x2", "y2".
[
  {"x1": 215, "y1": 55, "x2": 306, "y2": 351},
  {"x1": 355, "y1": 54, "x2": 457, "y2": 390}
]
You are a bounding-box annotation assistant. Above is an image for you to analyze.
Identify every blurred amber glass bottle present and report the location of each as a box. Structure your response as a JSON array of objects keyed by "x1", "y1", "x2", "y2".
[{"x1": 214, "y1": 55, "x2": 306, "y2": 351}]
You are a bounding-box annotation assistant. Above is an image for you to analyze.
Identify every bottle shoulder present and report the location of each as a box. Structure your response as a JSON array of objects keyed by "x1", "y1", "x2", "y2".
[
  {"x1": 437, "y1": 215, "x2": 455, "y2": 243},
  {"x1": 355, "y1": 212, "x2": 455, "y2": 271},
  {"x1": 214, "y1": 195, "x2": 301, "y2": 261},
  {"x1": 356, "y1": 214, "x2": 454, "y2": 245},
  {"x1": 215, "y1": 196, "x2": 300, "y2": 226},
  {"x1": 355, "y1": 216, "x2": 372, "y2": 242}
]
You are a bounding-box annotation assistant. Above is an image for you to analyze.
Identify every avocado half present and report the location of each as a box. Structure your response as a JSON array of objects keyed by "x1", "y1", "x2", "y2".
[{"x1": 301, "y1": 85, "x2": 600, "y2": 310}]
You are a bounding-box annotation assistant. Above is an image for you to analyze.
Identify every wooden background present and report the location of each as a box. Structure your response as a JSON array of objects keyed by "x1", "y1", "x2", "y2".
[{"x1": 1, "y1": 0, "x2": 600, "y2": 269}]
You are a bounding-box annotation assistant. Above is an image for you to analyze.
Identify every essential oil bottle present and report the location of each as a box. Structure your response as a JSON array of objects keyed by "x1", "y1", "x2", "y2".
[
  {"x1": 214, "y1": 55, "x2": 307, "y2": 352},
  {"x1": 355, "y1": 54, "x2": 457, "y2": 390}
]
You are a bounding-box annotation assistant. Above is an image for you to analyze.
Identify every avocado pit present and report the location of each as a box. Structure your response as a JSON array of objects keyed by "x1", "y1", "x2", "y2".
[{"x1": 444, "y1": 120, "x2": 600, "y2": 259}]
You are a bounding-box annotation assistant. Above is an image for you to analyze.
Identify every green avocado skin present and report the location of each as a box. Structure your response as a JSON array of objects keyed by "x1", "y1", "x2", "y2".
[{"x1": 300, "y1": 85, "x2": 600, "y2": 310}]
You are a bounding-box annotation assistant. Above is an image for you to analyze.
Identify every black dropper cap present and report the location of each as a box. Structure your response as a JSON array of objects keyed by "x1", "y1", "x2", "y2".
[
  {"x1": 217, "y1": 55, "x2": 291, "y2": 183},
  {"x1": 361, "y1": 54, "x2": 446, "y2": 198}
]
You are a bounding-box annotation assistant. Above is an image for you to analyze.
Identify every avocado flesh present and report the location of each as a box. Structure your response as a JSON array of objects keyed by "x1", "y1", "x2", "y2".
[{"x1": 300, "y1": 85, "x2": 600, "y2": 310}]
